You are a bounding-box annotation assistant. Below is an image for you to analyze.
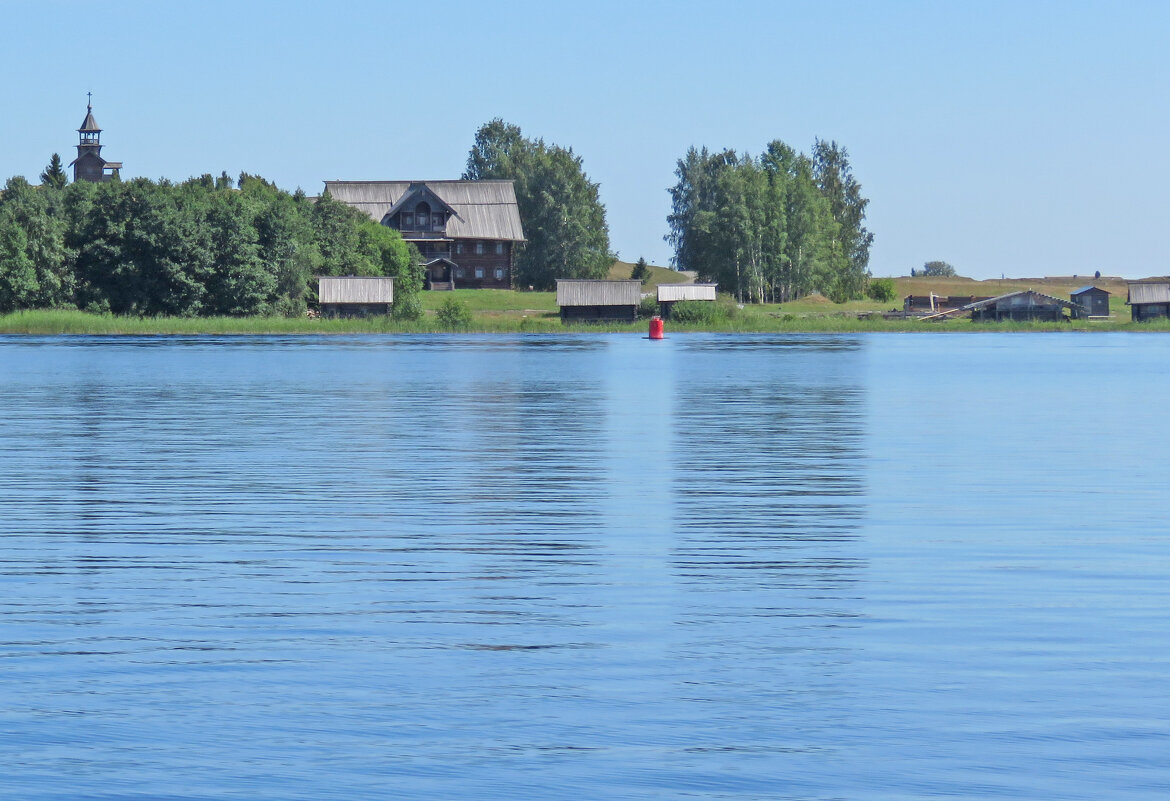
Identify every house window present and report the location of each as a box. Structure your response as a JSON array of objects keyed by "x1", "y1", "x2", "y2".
[
  {"x1": 495, "y1": 242, "x2": 504, "y2": 255},
  {"x1": 495, "y1": 268, "x2": 504, "y2": 280},
  {"x1": 455, "y1": 243, "x2": 462, "y2": 254},
  {"x1": 455, "y1": 268, "x2": 465, "y2": 278},
  {"x1": 432, "y1": 214, "x2": 443, "y2": 227},
  {"x1": 475, "y1": 267, "x2": 484, "y2": 279},
  {"x1": 475, "y1": 242, "x2": 484, "y2": 255},
  {"x1": 403, "y1": 213, "x2": 413, "y2": 227}
]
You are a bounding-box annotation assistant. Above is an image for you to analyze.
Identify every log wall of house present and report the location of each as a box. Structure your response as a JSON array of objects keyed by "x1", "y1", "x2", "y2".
[{"x1": 448, "y1": 241, "x2": 513, "y2": 288}]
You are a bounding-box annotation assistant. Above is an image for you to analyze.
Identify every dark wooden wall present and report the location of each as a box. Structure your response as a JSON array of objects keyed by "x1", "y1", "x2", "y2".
[{"x1": 560, "y1": 304, "x2": 637, "y2": 323}]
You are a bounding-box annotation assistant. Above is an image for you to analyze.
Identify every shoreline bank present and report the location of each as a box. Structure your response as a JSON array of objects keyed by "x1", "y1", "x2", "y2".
[{"x1": 1, "y1": 309, "x2": 1167, "y2": 336}]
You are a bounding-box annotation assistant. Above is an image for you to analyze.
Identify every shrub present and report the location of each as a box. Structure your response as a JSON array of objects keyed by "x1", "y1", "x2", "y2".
[
  {"x1": 670, "y1": 299, "x2": 731, "y2": 324},
  {"x1": 637, "y1": 295, "x2": 660, "y2": 318},
  {"x1": 435, "y1": 297, "x2": 473, "y2": 329},
  {"x1": 867, "y1": 277, "x2": 896, "y2": 303},
  {"x1": 392, "y1": 292, "x2": 423, "y2": 321},
  {"x1": 922, "y1": 261, "x2": 956, "y2": 277}
]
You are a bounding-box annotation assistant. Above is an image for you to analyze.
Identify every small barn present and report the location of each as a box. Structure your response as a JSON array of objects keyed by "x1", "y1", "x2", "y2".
[
  {"x1": 657, "y1": 283, "x2": 717, "y2": 318},
  {"x1": 1127, "y1": 282, "x2": 1170, "y2": 322},
  {"x1": 966, "y1": 290, "x2": 1078, "y2": 322},
  {"x1": 318, "y1": 276, "x2": 395, "y2": 317},
  {"x1": 556, "y1": 279, "x2": 642, "y2": 323},
  {"x1": 1070, "y1": 285, "x2": 1110, "y2": 319}
]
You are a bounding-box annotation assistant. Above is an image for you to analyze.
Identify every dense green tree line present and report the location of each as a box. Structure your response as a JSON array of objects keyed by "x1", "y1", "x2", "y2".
[
  {"x1": 0, "y1": 173, "x2": 422, "y2": 317},
  {"x1": 666, "y1": 139, "x2": 873, "y2": 303},
  {"x1": 464, "y1": 119, "x2": 613, "y2": 290}
]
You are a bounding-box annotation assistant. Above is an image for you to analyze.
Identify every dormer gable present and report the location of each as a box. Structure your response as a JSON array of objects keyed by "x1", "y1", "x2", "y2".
[{"x1": 382, "y1": 183, "x2": 461, "y2": 234}]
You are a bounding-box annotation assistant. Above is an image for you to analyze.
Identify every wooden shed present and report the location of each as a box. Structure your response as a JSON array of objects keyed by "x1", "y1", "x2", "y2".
[
  {"x1": 966, "y1": 290, "x2": 1078, "y2": 322},
  {"x1": 904, "y1": 294, "x2": 991, "y2": 315},
  {"x1": 318, "y1": 277, "x2": 394, "y2": 317},
  {"x1": 556, "y1": 280, "x2": 642, "y2": 323},
  {"x1": 1069, "y1": 285, "x2": 1110, "y2": 319},
  {"x1": 1126, "y1": 282, "x2": 1170, "y2": 322},
  {"x1": 657, "y1": 283, "x2": 717, "y2": 318}
]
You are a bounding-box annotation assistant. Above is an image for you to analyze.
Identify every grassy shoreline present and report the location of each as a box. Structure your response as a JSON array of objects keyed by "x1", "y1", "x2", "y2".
[
  {"x1": 2, "y1": 308, "x2": 1167, "y2": 335},
  {"x1": 5, "y1": 268, "x2": 1159, "y2": 335},
  {"x1": 2, "y1": 271, "x2": 1162, "y2": 335}
]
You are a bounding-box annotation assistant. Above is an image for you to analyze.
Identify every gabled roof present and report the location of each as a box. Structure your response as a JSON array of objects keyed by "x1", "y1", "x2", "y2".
[
  {"x1": 318, "y1": 276, "x2": 394, "y2": 304},
  {"x1": 1127, "y1": 282, "x2": 1170, "y2": 305},
  {"x1": 384, "y1": 182, "x2": 460, "y2": 221},
  {"x1": 557, "y1": 279, "x2": 642, "y2": 307},
  {"x1": 1071, "y1": 285, "x2": 1109, "y2": 296},
  {"x1": 963, "y1": 289, "x2": 1080, "y2": 311},
  {"x1": 79, "y1": 107, "x2": 100, "y2": 133},
  {"x1": 67, "y1": 152, "x2": 106, "y2": 168},
  {"x1": 922, "y1": 289, "x2": 1082, "y2": 321},
  {"x1": 324, "y1": 180, "x2": 525, "y2": 242},
  {"x1": 658, "y1": 283, "x2": 717, "y2": 302}
]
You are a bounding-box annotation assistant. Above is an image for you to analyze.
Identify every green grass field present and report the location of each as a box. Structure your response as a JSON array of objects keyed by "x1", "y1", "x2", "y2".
[{"x1": 1, "y1": 268, "x2": 1163, "y2": 335}]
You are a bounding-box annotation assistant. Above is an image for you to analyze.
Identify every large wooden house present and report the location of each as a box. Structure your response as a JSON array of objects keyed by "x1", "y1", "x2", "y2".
[{"x1": 324, "y1": 180, "x2": 525, "y2": 290}]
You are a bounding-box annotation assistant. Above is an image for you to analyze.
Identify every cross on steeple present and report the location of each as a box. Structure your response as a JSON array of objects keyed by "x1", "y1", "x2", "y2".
[{"x1": 87, "y1": 91, "x2": 92, "y2": 109}]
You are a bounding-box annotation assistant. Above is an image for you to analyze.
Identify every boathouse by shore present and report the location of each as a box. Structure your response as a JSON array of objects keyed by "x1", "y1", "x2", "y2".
[
  {"x1": 556, "y1": 280, "x2": 642, "y2": 322},
  {"x1": 318, "y1": 276, "x2": 394, "y2": 317},
  {"x1": 657, "y1": 283, "x2": 717, "y2": 318},
  {"x1": 964, "y1": 290, "x2": 1080, "y2": 322},
  {"x1": 1127, "y1": 281, "x2": 1170, "y2": 321}
]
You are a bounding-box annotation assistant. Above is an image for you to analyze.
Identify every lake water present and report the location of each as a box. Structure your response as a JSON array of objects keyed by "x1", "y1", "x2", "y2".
[{"x1": 1, "y1": 333, "x2": 1168, "y2": 800}]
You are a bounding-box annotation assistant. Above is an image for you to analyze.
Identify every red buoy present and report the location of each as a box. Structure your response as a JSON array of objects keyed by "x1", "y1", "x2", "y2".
[{"x1": 649, "y1": 316, "x2": 664, "y2": 340}]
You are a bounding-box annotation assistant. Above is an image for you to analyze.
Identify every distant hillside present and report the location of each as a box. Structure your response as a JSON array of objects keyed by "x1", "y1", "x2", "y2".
[
  {"x1": 608, "y1": 259, "x2": 690, "y2": 291},
  {"x1": 887, "y1": 274, "x2": 1132, "y2": 301}
]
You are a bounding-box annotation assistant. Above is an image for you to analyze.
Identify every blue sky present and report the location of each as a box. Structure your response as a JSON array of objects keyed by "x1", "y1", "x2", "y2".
[{"x1": 2, "y1": 0, "x2": 1167, "y2": 279}]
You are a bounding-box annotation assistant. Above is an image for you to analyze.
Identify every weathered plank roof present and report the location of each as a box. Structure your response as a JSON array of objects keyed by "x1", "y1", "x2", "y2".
[
  {"x1": 383, "y1": 183, "x2": 459, "y2": 220},
  {"x1": 1127, "y1": 282, "x2": 1170, "y2": 305},
  {"x1": 319, "y1": 276, "x2": 394, "y2": 304},
  {"x1": 923, "y1": 289, "x2": 1080, "y2": 320},
  {"x1": 658, "y1": 283, "x2": 717, "y2": 302},
  {"x1": 557, "y1": 280, "x2": 642, "y2": 307},
  {"x1": 78, "y1": 108, "x2": 100, "y2": 133},
  {"x1": 323, "y1": 180, "x2": 525, "y2": 242},
  {"x1": 963, "y1": 290, "x2": 1079, "y2": 311}
]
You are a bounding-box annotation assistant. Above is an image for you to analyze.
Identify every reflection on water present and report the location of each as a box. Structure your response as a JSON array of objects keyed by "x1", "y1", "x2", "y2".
[{"x1": 1, "y1": 333, "x2": 1168, "y2": 800}]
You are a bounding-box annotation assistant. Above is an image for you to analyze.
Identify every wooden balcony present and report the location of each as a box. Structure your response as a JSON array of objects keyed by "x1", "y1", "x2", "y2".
[{"x1": 399, "y1": 229, "x2": 452, "y2": 240}]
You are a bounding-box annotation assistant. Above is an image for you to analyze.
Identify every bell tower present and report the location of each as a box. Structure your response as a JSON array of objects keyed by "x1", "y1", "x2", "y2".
[{"x1": 71, "y1": 93, "x2": 121, "y2": 183}]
